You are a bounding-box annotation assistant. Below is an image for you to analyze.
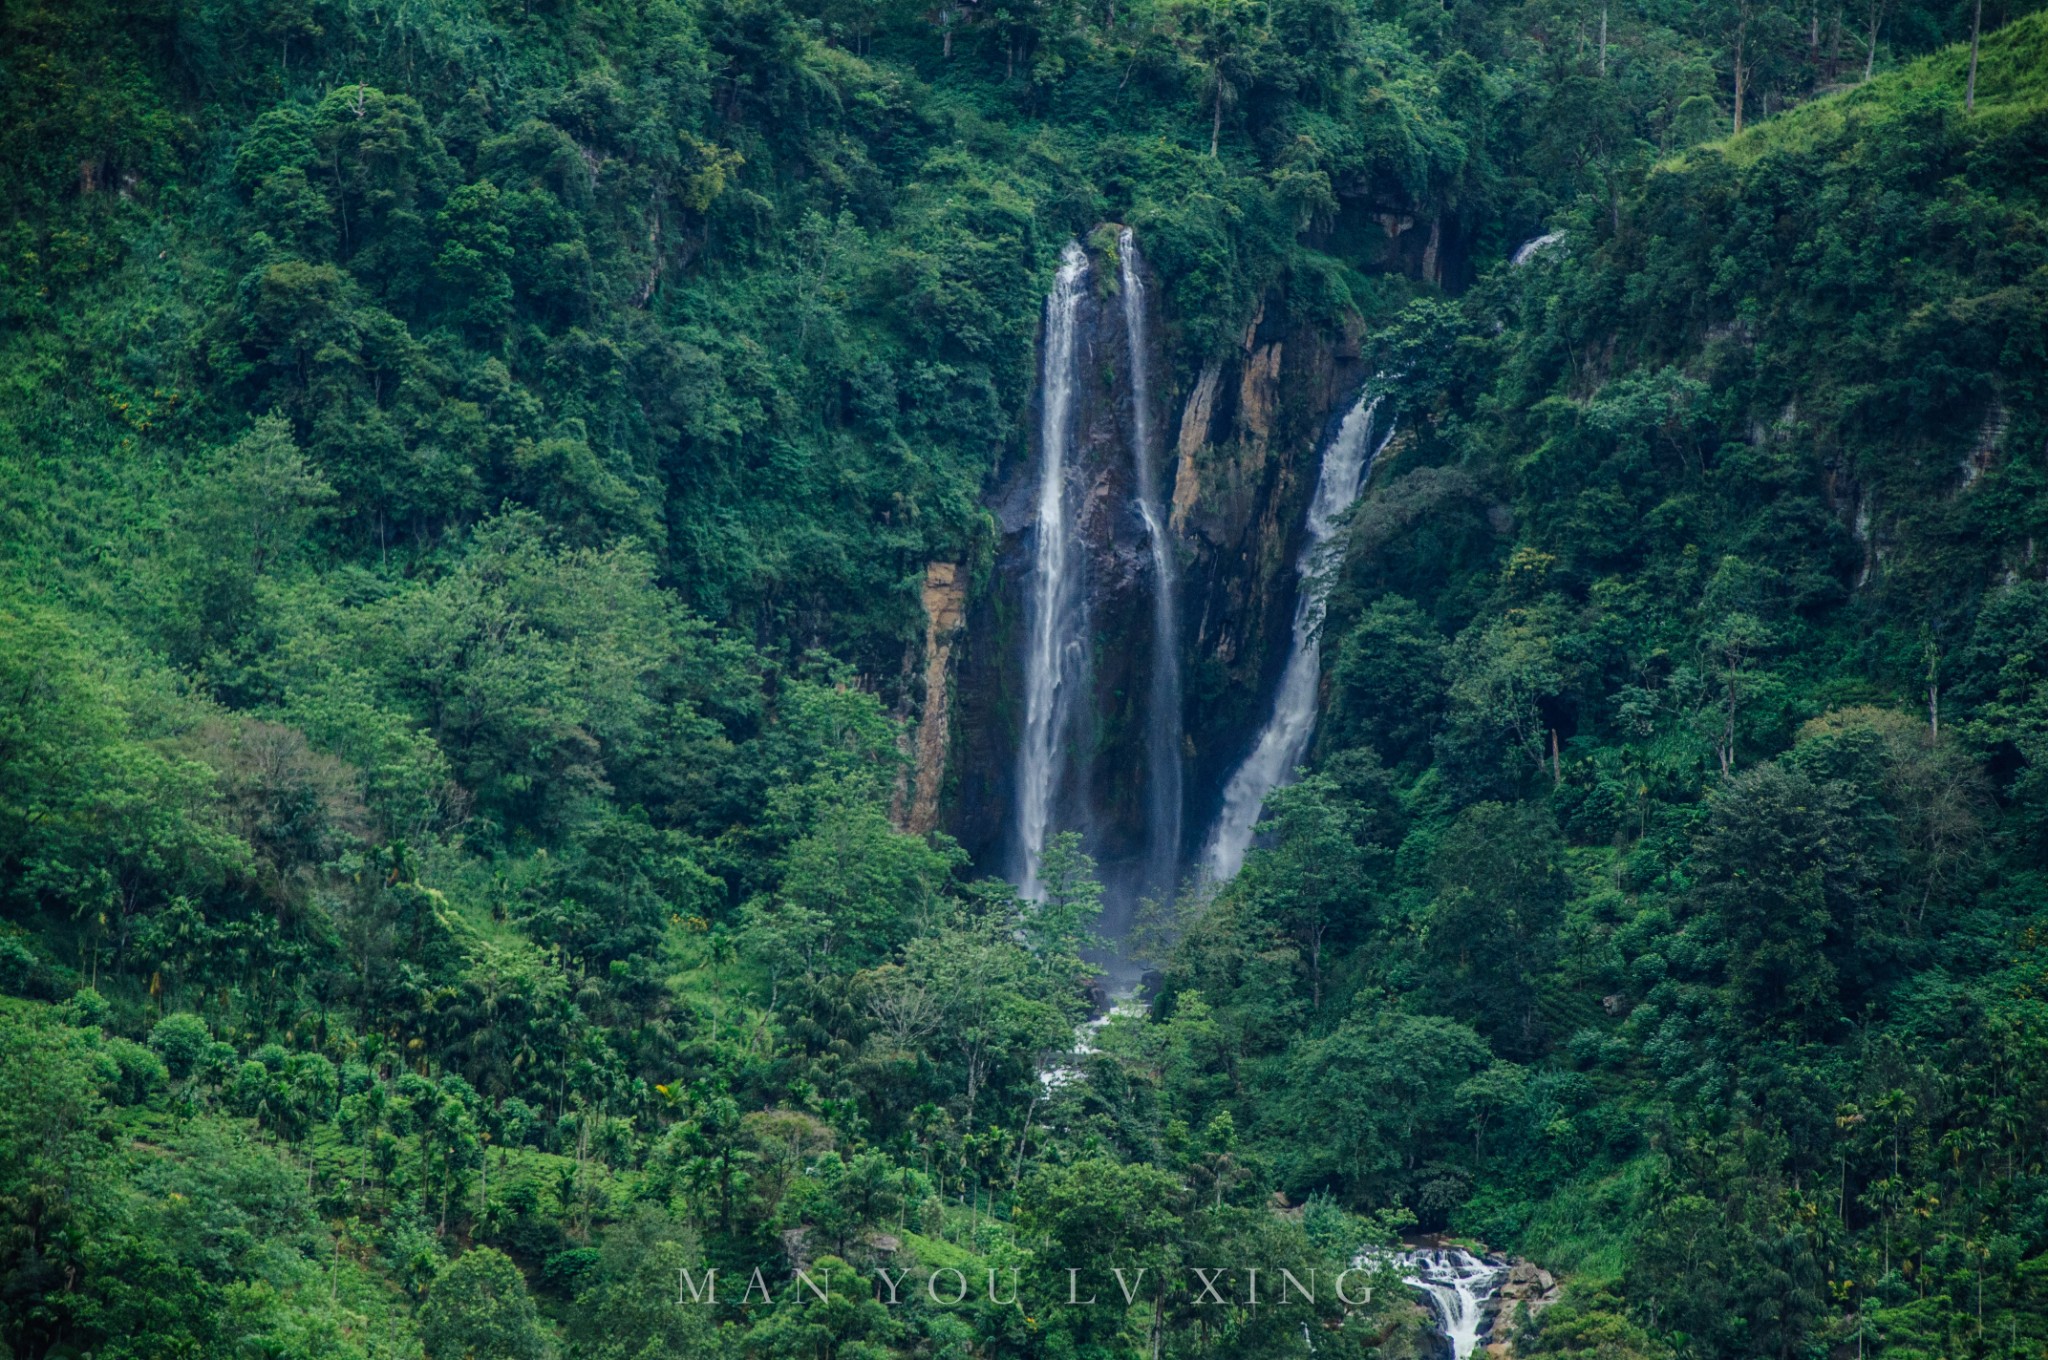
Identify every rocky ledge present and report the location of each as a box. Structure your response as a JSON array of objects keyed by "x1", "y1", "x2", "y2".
[{"x1": 1479, "y1": 1260, "x2": 1563, "y2": 1356}]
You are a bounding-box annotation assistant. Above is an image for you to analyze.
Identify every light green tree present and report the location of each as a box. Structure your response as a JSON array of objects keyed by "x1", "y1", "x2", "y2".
[{"x1": 420, "y1": 1247, "x2": 555, "y2": 1360}]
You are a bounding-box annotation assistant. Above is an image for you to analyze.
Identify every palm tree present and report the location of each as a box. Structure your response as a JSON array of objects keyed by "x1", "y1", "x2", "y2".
[{"x1": 1170, "y1": 0, "x2": 1263, "y2": 157}]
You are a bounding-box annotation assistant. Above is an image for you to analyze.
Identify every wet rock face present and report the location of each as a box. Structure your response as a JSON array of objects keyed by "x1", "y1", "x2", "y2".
[
  {"x1": 905, "y1": 562, "x2": 966, "y2": 836},
  {"x1": 945, "y1": 239, "x2": 1172, "y2": 924},
  {"x1": 1170, "y1": 296, "x2": 1364, "y2": 844},
  {"x1": 942, "y1": 246, "x2": 1365, "y2": 918}
]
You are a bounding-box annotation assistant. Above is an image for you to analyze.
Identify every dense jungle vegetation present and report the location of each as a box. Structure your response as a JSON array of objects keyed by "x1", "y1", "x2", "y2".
[{"x1": 3, "y1": 0, "x2": 2047, "y2": 1355}]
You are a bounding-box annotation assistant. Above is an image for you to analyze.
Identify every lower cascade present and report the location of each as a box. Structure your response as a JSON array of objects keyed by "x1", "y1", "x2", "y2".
[
  {"x1": 1203, "y1": 383, "x2": 1395, "y2": 882},
  {"x1": 1353, "y1": 1246, "x2": 1511, "y2": 1359},
  {"x1": 1040, "y1": 992, "x2": 1145, "y2": 1089},
  {"x1": 1399, "y1": 1248, "x2": 1509, "y2": 1359},
  {"x1": 1509, "y1": 230, "x2": 1565, "y2": 266}
]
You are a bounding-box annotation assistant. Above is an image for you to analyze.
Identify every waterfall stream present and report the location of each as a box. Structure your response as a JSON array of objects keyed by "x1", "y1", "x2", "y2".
[
  {"x1": 1397, "y1": 1248, "x2": 1510, "y2": 1358},
  {"x1": 1510, "y1": 231, "x2": 1565, "y2": 266},
  {"x1": 1118, "y1": 229, "x2": 1183, "y2": 904},
  {"x1": 1203, "y1": 385, "x2": 1394, "y2": 882},
  {"x1": 1040, "y1": 992, "x2": 1145, "y2": 1090},
  {"x1": 1015, "y1": 241, "x2": 1091, "y2": 901}
]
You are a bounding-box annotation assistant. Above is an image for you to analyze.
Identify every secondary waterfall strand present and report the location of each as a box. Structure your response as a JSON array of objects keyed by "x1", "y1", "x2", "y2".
[
  {"x1": 1203, "y1": 385, "x2": 1393, "y2": 882},
  {"x1": 1015, "y1": 241, "x2": 1091, "y2": 901},
  {"x1": 1118, "y1": 229, "x2": 1183, "y2": 903}
]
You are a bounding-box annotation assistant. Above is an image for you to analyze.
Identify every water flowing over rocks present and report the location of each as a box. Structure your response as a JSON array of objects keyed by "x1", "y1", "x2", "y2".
[
  {"x1": 1402, "y1": 1248, "x2": 1506, "y2": 1359},
  {"x1": 1165, "y1": 303, "x2": 1370, "y2": 876},
  {"x1": 1360, "y1": 1247, "x2": 1560, "y2": 1360},
  {"x1": 1013, "y1": 241, "x2": 1091, "y2": 902},
  {"x1": 1204, "y1": 385, "x2": 1394, "y2": 881},
  {"x1": 1509, "y1": 231, "x2": 1565, "y2": 266},
  {"x1": 1039, "y1": 991, "x2": 1145, "y2": 1090},
  {"x1": 1118, "y1": 229, "x2": 1184, "y2": 909}
]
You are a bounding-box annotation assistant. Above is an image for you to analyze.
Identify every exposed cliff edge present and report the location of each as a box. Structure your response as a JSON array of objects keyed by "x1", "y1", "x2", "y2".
[{"x1": 906, "y1": 561, "x2": 966, "y2": 836}]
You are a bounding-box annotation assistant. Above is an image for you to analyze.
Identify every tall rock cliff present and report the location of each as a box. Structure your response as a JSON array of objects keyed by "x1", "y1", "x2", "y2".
[
  {"x1": 1169, "y1": 295, "x2": 1366, "y2": 842},
  {"x1": 945, "y1": 234, "x2": 1169, "y2": 924},
  {"x1": 941, "y1": 233, "x2": 1366, "y2": 922}
]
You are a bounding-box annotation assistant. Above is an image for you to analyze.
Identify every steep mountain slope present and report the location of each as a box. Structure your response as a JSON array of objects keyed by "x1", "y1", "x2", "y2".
[
  {"x1": 1172, "y1": 13, "x2": 2048, "y2": 1353},
  {"x1": 1, "y1": 0, "x2": 2045, "y2": 1357}
]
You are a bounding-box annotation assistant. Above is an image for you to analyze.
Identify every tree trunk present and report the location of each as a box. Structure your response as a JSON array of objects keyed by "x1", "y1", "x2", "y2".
[
  {"x1": 1864, "y1": 0, "x2": 1883, "y2": 79},
  {"x1": 1721, "y1": 671, "x2": 1738, "y2": 774},
  {"x1": 1209, "y1": 85, "x2": 1223, "y2": 157},
  {"x1": 1012, "y1": 1091, "x2": 1038, "y2": 1185},
  {"x1": 1599, "y1": 5, "x2": 1609, "y2": 74},
  {"x1": 1965, "y1": 0, "x2": 1982, "y2": 110},
  {"x1": 1733, "y1": 10, "x2": 1749, "y2": 133}
]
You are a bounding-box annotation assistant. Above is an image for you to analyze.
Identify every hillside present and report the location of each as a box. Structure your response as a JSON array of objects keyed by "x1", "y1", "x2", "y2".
[{"x1": 3, "y1": 0, "x2": 2047, "y2": 1357}]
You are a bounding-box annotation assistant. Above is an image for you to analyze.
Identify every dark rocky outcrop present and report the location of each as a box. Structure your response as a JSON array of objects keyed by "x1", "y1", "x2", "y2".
[
  {"x1": 1168, "y1": 295, "x2": 1367, "y2": 855},
  {"x1": 903, "y1": 562, "x2": 966, "y2": 836},
  {"x1": 1479, "y1": 1260, "x2": 1563, "y2": 1357}
]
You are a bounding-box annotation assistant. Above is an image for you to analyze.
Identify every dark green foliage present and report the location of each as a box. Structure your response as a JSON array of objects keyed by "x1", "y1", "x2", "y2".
[
  {"x1": 1214, "y1": 12, "x2": 2048, "y2": 1349},
  {"x1": 1424, "y1": 801, "x2": 1568, "y2": 1055},
  {"x1": 2, "y1": 0, "x2": 2047, "y2": 1356}
]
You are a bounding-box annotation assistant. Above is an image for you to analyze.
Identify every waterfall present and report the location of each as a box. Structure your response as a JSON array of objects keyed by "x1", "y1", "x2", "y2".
[
  {"x1": 1118, "y1": 228, "x2": 1183, "y2": 904},
  {"x1": 1203, "y1": 385, "x2": 1393, "y2": 883},
  {"x1": 1040, "y1": 992, "x2": 1145, "y2": 1090},
  {"x1": 1510, "y1": 230, "x2": 1565, "y2": 266},
  {"x1": 1399, "y1": 1248, "x2": 1509, "y2": 1359},
  {"x1": 1015, "y1": 241, "x2": 1091, "y2": 901}
]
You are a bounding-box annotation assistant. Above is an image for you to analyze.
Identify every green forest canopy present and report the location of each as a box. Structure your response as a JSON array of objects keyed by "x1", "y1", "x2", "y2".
[{"x1": 3, "y1": 0, "x2": 2047, "y2": 1355}]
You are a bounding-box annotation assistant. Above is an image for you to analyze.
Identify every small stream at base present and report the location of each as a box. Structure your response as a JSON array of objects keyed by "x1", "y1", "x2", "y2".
[{"x1": 1044, "y1": 1018, "x2": 1515, "y2": 1359}]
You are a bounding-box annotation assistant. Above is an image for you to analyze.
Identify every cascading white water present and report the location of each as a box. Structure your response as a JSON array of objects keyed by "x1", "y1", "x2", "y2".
[
  {"x1": 1040, "y1": 993, "x2": 1144, "y2": 1090},
  {"x1": 1203, "y1": 386, "x2": 1394, "y2": 882},
  {"x1": 1118, "y1": 228, "x2": 1183, "y2": 902},
  {"x1": 1398, "y1": 1248, "x2": 1509, "y2": 1359},
  {"x1": 1510, "y1": 230, "x2": 1564, "y2": 266},
  {"x1": 1016, "y1": 241, "x2": 1092, "y2": 901}
]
